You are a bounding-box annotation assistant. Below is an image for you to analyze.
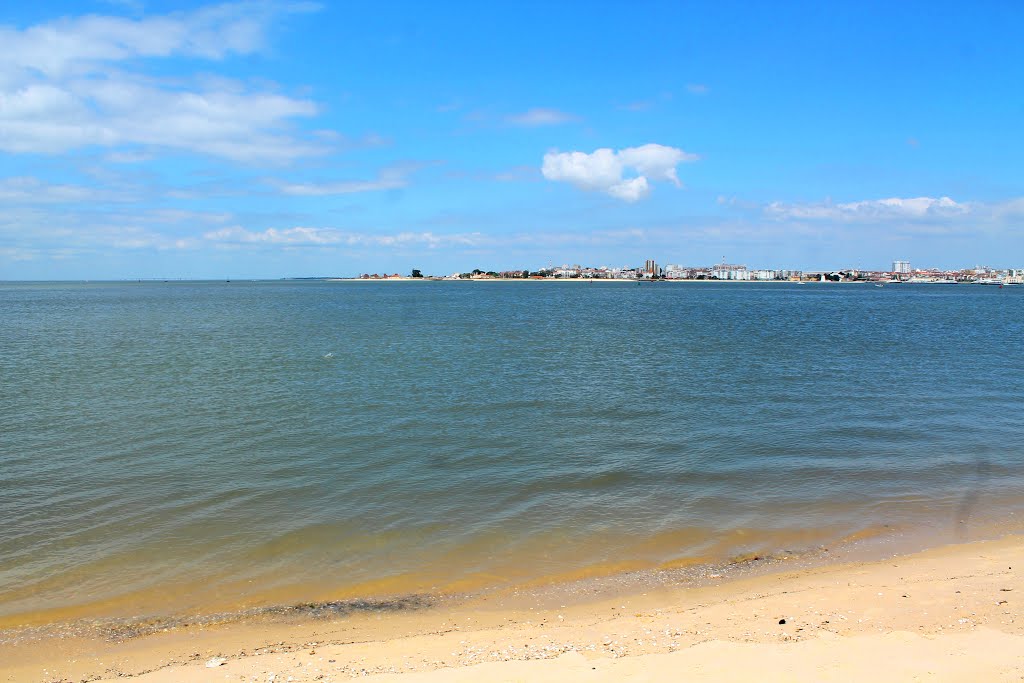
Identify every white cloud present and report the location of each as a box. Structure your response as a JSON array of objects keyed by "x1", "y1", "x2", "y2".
[
  {"x1": 0, "y1": 77, "x2": 321, "y2": 161},
  {"x1": 0, "y1": 3, "x2": 324, "y2": 163},
  {"x1": 203, "y1": 226, "x2": 485, "y2": 248},
  {"x1": 0, "y1": 2, "x2": 315, "y2": 75},
  {"x1": 686, "y1": 84, "x2": 709, "y2": 95},
  {"x1": 994, "y1": 197, "x2": 1024, "y2": 219},
  {"x1": 202, "y1": 225, "x2": 680, "y2": 251},
  {"x1": 506, "y1": 108, "x2": 578, "y2": 127},
  {"x1": 0, "y1": 205, "x2": 208, "y2": 256},
  {"x1": 0, "y1": 176, "x2": 118, "y2": 203},
  {"x1": 104, "y1": 149, "x2": 154, "y2": 163},
  {"x1": 205, "y1": 226, "x2": 341, "y2": 245},
  {"x1": 541, "y1": 148, "x2": 623, "y2": 192},
  {"x1": 606, "y1": 176, "x2": 649, "y2": 202},
  {"x1": 541, "y1": 143, "x2": 698, "y2": 202},
  {"x1": 269, "y1": 165, "x2": 415, "y2": 196},
  {"x1": 618, "y1": 143, "x2": 696, "y2": 186},
  {"x1": 146, "y1": 209, "x2": 234, "y2": 225},
  {"x1": 764, "y1": 196, "x2": 971, "y2": 222}
]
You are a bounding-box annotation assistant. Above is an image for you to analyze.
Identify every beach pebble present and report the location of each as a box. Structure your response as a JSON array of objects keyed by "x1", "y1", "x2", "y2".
[
  {"x1": 205, "y1": 656, "x2": 227, "y2": 667},
  {"x1": 778, "y1": 618, "x2": 786, "y2": 625}
]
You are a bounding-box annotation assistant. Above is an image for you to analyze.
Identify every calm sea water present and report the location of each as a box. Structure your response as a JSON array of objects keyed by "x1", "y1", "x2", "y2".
[{"x1": 2, "y1": 280, "x2": 1023, "y2": 623}]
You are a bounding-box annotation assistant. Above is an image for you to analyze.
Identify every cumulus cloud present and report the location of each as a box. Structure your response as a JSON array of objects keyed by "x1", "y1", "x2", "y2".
[
  {"x1": 0, "y1": 3, "x2": 323, "y2": 163},
  {"x1": 506, "y1": 108, "x2": 578, "y2": 127},
  {"x1": 619, "y1": 144, "x2": 695, "y2": 186},
  {"x1": 541, "y1": 143, "x2": 698, "y2": 202},
  {"x1": 606, "y1": 176, "x2": 649, "y2": 202},
  {"x1": 764, "y1": 196, "x2": 971, "y2": 222}
]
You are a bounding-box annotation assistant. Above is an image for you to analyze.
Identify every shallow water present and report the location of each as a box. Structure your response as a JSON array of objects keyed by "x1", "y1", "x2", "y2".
[{"x1": 2, "y1": 280, "x2": 1023, "y2": 623}]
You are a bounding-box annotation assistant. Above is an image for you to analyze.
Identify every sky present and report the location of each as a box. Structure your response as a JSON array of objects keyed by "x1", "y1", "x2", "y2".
[{"x1": 1, "y1": 1, "x2": 1022, "y2": 279}]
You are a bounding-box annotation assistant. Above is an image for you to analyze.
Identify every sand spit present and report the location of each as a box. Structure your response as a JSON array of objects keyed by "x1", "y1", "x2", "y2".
[{"x1": 3, "y1": 535, "x2": 1022, "y2": 682}]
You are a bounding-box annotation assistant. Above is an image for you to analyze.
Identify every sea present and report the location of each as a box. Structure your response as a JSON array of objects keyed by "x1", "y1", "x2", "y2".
[{"x1": 2, "y1": 280, "x2": 1023, "y2": 627}]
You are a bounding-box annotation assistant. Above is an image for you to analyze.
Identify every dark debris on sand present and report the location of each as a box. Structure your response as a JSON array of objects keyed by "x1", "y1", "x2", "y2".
[{"x1": 6, "y1": 593, "x2": 438, "y2": 645}]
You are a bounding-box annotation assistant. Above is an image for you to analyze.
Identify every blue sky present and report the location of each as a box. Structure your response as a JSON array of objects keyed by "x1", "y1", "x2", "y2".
[{"x1": 1, "y1": 1, "x2": 1021, "y2": 278}]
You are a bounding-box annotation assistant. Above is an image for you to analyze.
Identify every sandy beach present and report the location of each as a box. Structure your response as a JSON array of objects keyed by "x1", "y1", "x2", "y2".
[{"x1": 3, "y1": 534, "x2": 1021, "y2": 682}]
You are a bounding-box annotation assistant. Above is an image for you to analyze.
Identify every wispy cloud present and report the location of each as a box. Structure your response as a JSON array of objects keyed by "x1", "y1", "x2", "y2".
[
  {"x1": 763, "y1": 196, "x2": 971, "y2": 222},
  {"x1": 993, "y1": 197, "x2": 1024, "y2": 219},
  {"x1": 0, "y1": 176, "x2": 124, "y2": 203},
  {"x1": 0, "y1": 205, "x2": 218, "y2": 257},
  {"x1": 686, "y1": 83, "x2": 709, "y2": 95},
  {"x1": 0, "y1": 3, "x2": 325, "y2": 164},
  {"x1": 541, "y1": 143, "x2": 699, "y2": 202},
  {"x1": 268, "y1": 163, "x2": 426, "y2": 196},
  {"x1": 0, "y1": 2, "x2": 318, "y2": 75},
  {"x1": 204, "y1": 226, "x2": 486, "y2": 248},
  {"x1": 493, "y1": 165, "x2": 541, "y2": 183},
  {"x1": 617, "y1": 101, "x2": 653, "y2": 112},
  {"x1": 711, "y1": 194, "x2": 1024, "y2": 242},
  {"x1": 505, "y1": 108, "x2": 578, "y2": 127}
]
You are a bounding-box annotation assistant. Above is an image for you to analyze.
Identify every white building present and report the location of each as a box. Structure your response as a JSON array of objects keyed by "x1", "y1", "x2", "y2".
[
  {"x1": 663, "y1": 264, "x2": 688, "y2": 279},
  {"x1": 712, "y1": 264, "x2": 749, "y2": 280},
  {"x1": 893, "y1": 260, "x2": 911, "y2": 274}
]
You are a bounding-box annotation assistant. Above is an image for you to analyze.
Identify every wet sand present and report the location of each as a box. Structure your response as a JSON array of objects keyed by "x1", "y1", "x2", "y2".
[{"x1": 2, "y1": 533, "x2": 1021, "y2": 682}]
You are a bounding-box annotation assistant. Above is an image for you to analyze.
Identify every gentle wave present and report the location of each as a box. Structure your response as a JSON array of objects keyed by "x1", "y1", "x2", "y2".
[{"x1": 1, "y1": 281, "x2": 1023, "y2": 623}]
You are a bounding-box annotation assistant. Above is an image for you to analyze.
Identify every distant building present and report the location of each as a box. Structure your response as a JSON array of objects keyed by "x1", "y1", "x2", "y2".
[
  {"x1": 644, "y1": 259, "x2": 662, "y2": 277},
  {"x1": 663, "y1": 264, "x2": 688, "y2": 279},
  {"x1": 712, "y1": 264, "x2": 749, "y2": 280},
  {"x1": 893, "y1": 260, "x2": 911, "y2": 274}
]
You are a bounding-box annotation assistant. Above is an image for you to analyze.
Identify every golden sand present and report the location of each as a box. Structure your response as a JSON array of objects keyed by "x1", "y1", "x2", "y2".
[{"x1": 2, "y1": 534, "x2": 1022, "y2": 682}]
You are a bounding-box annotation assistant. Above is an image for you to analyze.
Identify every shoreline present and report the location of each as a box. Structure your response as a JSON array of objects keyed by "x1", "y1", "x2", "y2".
[
  {"x1": 323, "y1": 277, "x2": 975, "y2": 284},
  {"x1": 4, "y1": 532, "x2": 1022, "y2": 682},
  {"x1": 0, "y1": 509, "x2": 998, "y2": 634},
  {"x1": 326, "y1": 277, "x2": 826, "y2": 283}
]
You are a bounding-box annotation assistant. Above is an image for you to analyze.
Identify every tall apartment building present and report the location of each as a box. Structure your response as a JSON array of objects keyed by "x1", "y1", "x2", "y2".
[{"x1": 893, "y1": 260, "x2": 911, "y2": 274}]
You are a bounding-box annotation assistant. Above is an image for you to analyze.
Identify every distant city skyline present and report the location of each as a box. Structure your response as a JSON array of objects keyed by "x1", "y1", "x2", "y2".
[
  {"x1": 352, "y1": 259, "x2": 1021, "y2": 284},
  {"x1": 1, "y1": 2, "x2": 1022, "y2": 280}
]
